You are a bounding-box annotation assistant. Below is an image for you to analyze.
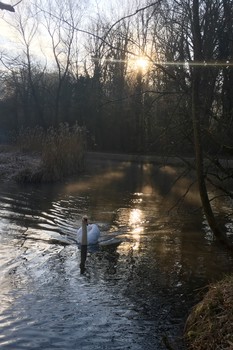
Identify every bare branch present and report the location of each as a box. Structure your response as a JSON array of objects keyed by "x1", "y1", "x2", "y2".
[
  {"x1": 13, "y1": 0, "x2": 23, "y2": 7},
  {"x1": 99, "y1": 1, "x2": 163, "y2": 49}
]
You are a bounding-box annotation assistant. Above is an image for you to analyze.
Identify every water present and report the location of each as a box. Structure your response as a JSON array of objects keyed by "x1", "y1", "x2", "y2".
[{"x1": 0, "y1": 158, "x2": 233, "y2": 350}]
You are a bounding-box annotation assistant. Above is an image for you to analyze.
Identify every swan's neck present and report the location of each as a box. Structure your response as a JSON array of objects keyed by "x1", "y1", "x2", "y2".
[{"x1": 81, "y1": 221, "x2": 88, "y2": 245}]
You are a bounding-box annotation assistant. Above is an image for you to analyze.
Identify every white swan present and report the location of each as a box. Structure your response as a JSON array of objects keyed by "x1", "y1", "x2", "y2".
[{"x1": 77, "y1": 216, "x2": 100, "y2": 245}]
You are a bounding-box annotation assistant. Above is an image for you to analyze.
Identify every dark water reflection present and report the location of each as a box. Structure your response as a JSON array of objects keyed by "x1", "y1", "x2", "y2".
[{"x1": 0, "y1": 158, "x2": 233, "y2": 349}]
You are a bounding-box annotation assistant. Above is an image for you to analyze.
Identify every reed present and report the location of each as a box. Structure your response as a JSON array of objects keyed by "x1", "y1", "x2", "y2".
[
  {"x1": 14, "y1": 123, "x2": 86, "y2": 182},
  {"x1": 41, "y1": 123, "x2": 86, "y2": 181}
]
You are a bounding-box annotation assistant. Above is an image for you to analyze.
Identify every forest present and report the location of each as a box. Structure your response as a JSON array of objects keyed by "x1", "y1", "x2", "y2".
[{"x1": 0, "y1": 0, "x2": 232, "y2": 154}]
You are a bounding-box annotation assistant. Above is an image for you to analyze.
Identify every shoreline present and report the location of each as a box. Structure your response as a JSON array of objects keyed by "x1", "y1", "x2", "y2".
[
  {"x1": 0, "y1": 147, "x2": 189, "y2": 184},
  {"x1": 86, "y1": 151, "x2": 192, "y2": 165},
  {"x1": 0, "y1": 147, "x2": 232, "y2": 183},
  {"x1": 0, "y1": 146, "x2": 41, "y2": 182}
]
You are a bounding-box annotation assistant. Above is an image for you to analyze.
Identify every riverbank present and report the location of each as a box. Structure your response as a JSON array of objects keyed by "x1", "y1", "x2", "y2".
[
  {"x1": 86, "y1": 151, "x2": 193, "y2": 166},
  {"x1": 0, "y1": 148, "x2": 189, "y2": 183},
  {"x1": 0, "y1": 146, "x2": 41, "y2": 182},
  {"x1": 1, "y1": 147, "x2": 231, "y2": 183},
  {"x1": 184, "y1": 276, "x2": 233, "y2": 350}
]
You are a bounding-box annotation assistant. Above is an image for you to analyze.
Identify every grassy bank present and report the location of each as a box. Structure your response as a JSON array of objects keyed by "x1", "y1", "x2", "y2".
[
  {"x1": 184, "y1": 275, "x2": 233, "y2": 350},
  {"x1": 13, "y1": 123, "x2": 86, "y2": 183}
]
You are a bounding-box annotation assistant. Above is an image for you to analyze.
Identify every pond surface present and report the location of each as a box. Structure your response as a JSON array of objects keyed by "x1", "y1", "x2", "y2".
[{"x1": 0, "y1": 157, "x2": 233, "y2": 350}]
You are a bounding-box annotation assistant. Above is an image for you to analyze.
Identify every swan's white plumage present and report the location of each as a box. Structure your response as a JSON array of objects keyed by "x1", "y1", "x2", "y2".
[{"x1": 77, "y1": 223, "x2": 100, "y2": 245}]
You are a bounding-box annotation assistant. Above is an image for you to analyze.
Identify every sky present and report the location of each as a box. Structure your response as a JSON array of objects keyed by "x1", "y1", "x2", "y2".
[
  {"x1": 0, "y1": 0, "x2": 149, "y2": 72},
  {"x1": 0, "y1": 1, "x2": 108, "y2": 57},
  {"x1": 0, "y1": 0, "x2": 148, "y2": 44}
]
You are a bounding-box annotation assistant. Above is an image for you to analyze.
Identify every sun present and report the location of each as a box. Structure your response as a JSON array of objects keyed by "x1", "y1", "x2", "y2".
[{"x1": 134, "y1": 57, "x2": 149, "y2": 71}]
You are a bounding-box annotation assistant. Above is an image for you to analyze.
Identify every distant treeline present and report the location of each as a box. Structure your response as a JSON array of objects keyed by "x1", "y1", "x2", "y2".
[{"x1": 0, "y1": 0, "x2": 232, "y2": 159}]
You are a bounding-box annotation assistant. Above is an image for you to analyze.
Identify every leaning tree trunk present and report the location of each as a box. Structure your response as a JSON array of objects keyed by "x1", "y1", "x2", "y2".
[
  {"x1": 192, "y1": 0, "x2": 229, "y2": 245},
  {"x1": 191, "y1": 72, "x2": 228, "y2": 244}
]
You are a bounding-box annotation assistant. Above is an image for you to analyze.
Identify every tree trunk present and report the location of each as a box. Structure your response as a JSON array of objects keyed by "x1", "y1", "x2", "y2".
[
  {"x1": 191, "y1": 73, "x2": 228, "y2": 243},
  {"x1": 191, "y1": 0, "x2": 229, "y2": 245}
]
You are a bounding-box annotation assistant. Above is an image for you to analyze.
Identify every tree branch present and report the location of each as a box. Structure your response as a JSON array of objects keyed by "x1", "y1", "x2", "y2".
[
  {"x1": 0, "y1": 1, "x2": 15, "y2": 12},
  {"x1": 13, "y1": 0, "x2": 23, "y2": 7},
  {"x1": 99, "y1": 1, "x2": 163, "y2": 49}
]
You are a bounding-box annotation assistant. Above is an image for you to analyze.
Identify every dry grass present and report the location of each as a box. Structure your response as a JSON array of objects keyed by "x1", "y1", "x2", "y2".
[
  {"x1": 13, "y1": 123, "x2": 86, "y2": 182},
  {"x1": 184, "y1": 275, "x2": 233, "y2": 350},
  {"x1": 41, "y1": 123, "x2": 85, "y2": 181}
]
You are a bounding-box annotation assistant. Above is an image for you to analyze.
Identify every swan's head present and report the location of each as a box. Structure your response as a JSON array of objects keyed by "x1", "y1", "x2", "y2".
[{"x1": 82, "y1": 216, "x2": 88, "y2": 225}]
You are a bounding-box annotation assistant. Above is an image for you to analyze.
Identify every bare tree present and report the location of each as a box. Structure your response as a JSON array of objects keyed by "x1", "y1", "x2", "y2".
[{"x1": 38, "y1": 0, "x2": 85, "y2": 124}]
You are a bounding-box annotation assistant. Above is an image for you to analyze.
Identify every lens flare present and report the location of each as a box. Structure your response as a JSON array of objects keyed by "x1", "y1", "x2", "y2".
[{"x1": 135, "y1": 57, "x2": 149, "y2": 70}]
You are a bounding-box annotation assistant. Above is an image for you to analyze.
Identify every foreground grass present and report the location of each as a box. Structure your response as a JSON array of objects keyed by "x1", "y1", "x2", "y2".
[
  {"x1": 13, "y1": 123, "x2": 86, "y2": 183},
  {"x1": 184, "y1": 275, "x2": 233, "y2": 350}
]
